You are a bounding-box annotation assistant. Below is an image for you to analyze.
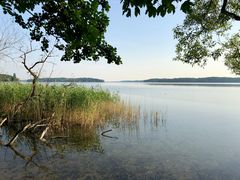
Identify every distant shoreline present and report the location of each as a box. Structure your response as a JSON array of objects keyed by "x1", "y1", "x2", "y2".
[
  {"x1": 9, "y1": 76, "x2": 240, "y2": 84},
  {"x1": 144, "y1": 82, "x2": 240, "y2": 87},
  {"x1": 22, "y1": 77, "x2": 104, "y2": 83},
  {"x1": 121, "y1": 77, "x2": 240, "y2": 83}
]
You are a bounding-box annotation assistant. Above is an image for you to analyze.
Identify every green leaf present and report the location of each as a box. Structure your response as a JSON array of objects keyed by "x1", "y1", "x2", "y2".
[
  {"x1": 126, "y1": 8, "x2": 131, "y2": 17},
  {"x1": 181, "y1": 1, "x2": 194, "y2": 13},
  {"x1": 134, "y1": 6, "x2": 140, "y2": 16}
]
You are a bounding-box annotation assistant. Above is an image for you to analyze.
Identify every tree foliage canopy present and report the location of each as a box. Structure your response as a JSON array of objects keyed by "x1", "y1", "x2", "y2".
[
  {"x1": 0, "y1": 0, "x2": 122, "y2": 64},
  {"x1": 0, "y1": 0, "x2": 240, "y2": 74},
  {"x1": 0, "y1": 0, "x2": 195, "y2": 65},
  {"x1": 173, "y1": 0, "x2": 240, "y2": 74}
]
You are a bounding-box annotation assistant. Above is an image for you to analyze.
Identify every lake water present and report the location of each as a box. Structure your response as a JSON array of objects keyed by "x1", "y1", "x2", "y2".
[{"x1": 1, "y1": 82, "x2": 240, "y2": 179}]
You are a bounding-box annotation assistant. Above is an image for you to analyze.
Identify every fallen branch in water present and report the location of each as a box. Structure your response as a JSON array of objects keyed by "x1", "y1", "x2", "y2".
[
  {"x1": 0, "y1": 117, "x2": 7, "y2": 127},
  {"x1": 8, "y1": 145, "x2": 43, "y2": 169},
  {"x1": 39, "y1": 126, "x2": 49, "y2": 142},
  {"x1": 101, "y1": 129, "x2": 112, "y2": 135},
  {"x1": 5, "y1": 123, "x2": 32, "y2": 146},
  {"x1": 39, "y1": 113, "x2": 55, "y2": 142},
  {"x1": 5, "y1": 112, "x2": 55, "y2": 145},
  {"x1": 101, "y1": 129, "x2": 118, "y2": 139},
  {"x1": 9, "y1": 145, "x2": 32, "y2": 161}
]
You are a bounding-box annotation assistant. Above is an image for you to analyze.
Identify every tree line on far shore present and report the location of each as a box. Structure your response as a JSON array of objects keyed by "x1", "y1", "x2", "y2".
[
  {"x1": 0, "y1": 73, "x2": 18, "y2": 82},
  {"x1": 25, "y1": 77, "x2": 104, "y2": 83}
]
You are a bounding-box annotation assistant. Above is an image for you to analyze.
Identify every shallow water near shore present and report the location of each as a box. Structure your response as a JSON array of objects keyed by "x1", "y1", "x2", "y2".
[{"x1": 1, "y1": 82, "x2": 240, "y2": 179}]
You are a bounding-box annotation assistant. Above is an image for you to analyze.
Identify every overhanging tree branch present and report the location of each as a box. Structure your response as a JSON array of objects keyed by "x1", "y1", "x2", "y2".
[{"x1": 221, "y1": 0, "x2": 240, "y2": 21}]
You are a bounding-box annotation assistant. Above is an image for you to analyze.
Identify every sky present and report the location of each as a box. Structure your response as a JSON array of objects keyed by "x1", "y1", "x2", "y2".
[{"x1": 0, "y1": 1, "x2": 237, "y2": 81}]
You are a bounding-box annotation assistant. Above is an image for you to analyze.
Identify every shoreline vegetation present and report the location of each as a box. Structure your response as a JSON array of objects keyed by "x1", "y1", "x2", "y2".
[
  {"x1": 0, "y1": 83, "x2": 141, "y2": 146},
  {"x1": 0, "y1": 83, "x2": 141, "y2": 126}
]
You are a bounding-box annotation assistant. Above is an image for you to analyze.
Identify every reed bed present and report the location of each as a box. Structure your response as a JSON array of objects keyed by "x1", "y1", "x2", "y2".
[
  {"x1": 0, "y1": 83, "x2": 164, "y2": 148},
  {"x1": 0, "y1": 83, "x2": 140, "y2": 128}
]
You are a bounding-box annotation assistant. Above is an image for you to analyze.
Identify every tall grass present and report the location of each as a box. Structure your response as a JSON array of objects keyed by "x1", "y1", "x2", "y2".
[{"x1": 0, "y1": 83, "x2": 140, "y2": 127}]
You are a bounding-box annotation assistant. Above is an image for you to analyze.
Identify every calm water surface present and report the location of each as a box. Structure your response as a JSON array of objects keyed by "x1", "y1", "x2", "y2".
[{"x1": 1, "y1": 82, "x2": 240, "y2": 179}]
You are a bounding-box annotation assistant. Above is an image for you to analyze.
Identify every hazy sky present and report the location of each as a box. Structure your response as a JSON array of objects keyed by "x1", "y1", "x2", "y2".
[{"x1": 0, "y1": 1, "x2": 237, "y2": 81}]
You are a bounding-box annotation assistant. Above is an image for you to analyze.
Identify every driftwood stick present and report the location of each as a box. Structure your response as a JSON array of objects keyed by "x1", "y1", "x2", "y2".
[
  {"x1": 101, "y1": 129, "x2": 118, "y2": 139},
  {"x1": 40, "y1": 126, "x2": 49, "y2": 142},
  {"x1": 9, "y1": 145, "x2": 41, "y2": 169},
  {"x1": 5, "y1": 123, "x2": 32, "y2": 146},
  {"x1": 101, "y1": 129, "x2": 112, "y2": 135},
  {"x1": 0, "y1": 117, "x2": 7, "y2": 127},
  {"x1": 9, "y1": 145, "x2": 30, "y2": 161}
]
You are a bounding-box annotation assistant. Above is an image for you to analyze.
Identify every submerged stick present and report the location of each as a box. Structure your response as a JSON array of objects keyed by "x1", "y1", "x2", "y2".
[
  {"x1": 101, "y1": 129, "x2": 112, "y2": 135},
  {"x1": 9, "y1": 145, "x2": 41, "y2": 169},
  {"x1": 9, "y1": 145, "x2": 31, "y2": 161},
  {"x1": 5, "y1": 123, "x2": 32, "y2": 146},
  {"x1": 50, "y1": 136, "x2": 69, "y2": 139},
  {"x1": 101, "y1": 129, "x2": 118, "y2": 139}
]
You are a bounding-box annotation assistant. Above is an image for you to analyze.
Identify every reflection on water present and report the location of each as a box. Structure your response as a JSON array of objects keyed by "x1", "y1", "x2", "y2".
[
  {"x1": 1, "y1": 82, "x2": 240, "y2": 179},
  {"x1": 0, "y1": 106, "x2": 164, "y2": 179}
]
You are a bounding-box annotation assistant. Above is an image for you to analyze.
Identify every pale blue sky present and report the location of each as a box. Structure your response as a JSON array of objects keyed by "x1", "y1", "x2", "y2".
[{"x1": 0, "y1": 1, "x2": 236, "y2": 81}]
